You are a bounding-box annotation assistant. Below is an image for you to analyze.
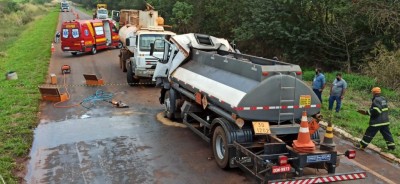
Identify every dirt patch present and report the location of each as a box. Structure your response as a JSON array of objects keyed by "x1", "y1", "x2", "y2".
[
  {"x1": 12, "y1": 156, "x2": 29, "y2": 184},
  {"x1": 156, "y1": 112, "x2": 187, "y2": 128}
]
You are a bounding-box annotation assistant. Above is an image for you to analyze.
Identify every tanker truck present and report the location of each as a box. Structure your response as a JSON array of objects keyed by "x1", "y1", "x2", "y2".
[
  {"x1": 118, "y1": 9, "x2": 175, "y2": 86},
  {"x1": 150, "y1": 33, "x2": 366, "y2": 183}
]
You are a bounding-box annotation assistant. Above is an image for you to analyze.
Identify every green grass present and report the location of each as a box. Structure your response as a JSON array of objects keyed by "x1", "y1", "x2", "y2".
[
  {"x1": 303, "y1": 70, "x2": 400, "y2": 157},
  {"x1": 75, "y1": 4, "x2": 95, "y2": 16},
  {"x1": 0, "y1": 7, "x2": 58, "y2": 183}
]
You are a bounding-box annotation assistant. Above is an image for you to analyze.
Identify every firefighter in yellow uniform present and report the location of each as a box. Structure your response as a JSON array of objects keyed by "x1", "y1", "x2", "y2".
[{"x1": 356, "y1": 87, "x2": 395, "y2": 150}]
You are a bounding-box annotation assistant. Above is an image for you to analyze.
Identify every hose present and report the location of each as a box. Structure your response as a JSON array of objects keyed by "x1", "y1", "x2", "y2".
[{"x1": 80, "y1": 89, "x2": 113, "y2": 109}]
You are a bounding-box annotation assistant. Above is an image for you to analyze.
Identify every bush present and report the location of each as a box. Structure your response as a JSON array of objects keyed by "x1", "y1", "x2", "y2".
[
  {"x1": 304, "y1": 70, "x2": 376, "y2": 91},
  {"x1": 363, "y1": 44, "x2": 400, "y2": 91}
]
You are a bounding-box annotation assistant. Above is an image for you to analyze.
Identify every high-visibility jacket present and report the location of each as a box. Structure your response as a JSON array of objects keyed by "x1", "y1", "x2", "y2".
[{"x1": 368, "y1": 95, "x2": 389, "y2": 126}]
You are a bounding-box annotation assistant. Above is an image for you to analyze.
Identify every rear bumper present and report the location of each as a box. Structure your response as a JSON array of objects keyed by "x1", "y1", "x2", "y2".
[
  {"x1": 269, "y1": 171, "x2": 367, "y2": 184},
  {"x1": 62, "y1": 45, "x2": 90, "y2": 53},
  {"x1": 135, "y1": 68, "x2": 154, "y2": 78}
]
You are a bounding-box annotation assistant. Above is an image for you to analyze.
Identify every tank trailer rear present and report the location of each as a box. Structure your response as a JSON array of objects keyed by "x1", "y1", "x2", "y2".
[{"x1": 150, "y1": 33, "x2": 366, "y2": 183}]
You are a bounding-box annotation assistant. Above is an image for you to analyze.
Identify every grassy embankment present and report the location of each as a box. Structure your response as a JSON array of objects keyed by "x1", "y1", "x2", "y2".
[
  {"x1": 75, "y1": 3, "x2": 94, "y2": 16},
  {"x1": 303, "y1": 71, "x2": 400, "y2": 157},
  {"x1": 0, "y1": 4, "x2": 58, "y2": 183}
]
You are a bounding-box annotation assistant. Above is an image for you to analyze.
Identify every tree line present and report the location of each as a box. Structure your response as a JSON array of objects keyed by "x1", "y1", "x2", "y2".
[{"x1": 71, "y1": 0, "x2": 400, "y2": 90}]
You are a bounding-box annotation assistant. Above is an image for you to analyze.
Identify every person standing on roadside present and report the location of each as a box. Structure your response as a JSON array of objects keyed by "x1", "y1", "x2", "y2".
[
  {"x1": 55, "y1": 31, "x2": 61, "y2": 43},
  {"x1": 355, "y1": 87, "x2": 395, "y2": 150},
  {"x1": 329, "y1": 73, "x2": 347, "y2": 112},
  {"x1": 312, "y1": 68, "x2": 326, "y2": 104}
]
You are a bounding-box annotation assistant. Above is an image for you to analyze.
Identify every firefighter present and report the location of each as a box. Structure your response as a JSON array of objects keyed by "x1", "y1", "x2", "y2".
[{"x1": 355, "y1": 87, "x2": 395, "y2": 150}]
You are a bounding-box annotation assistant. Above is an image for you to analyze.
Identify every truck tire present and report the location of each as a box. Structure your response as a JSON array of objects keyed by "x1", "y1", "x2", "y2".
[
  {"x1": 212, "y1": 126, "x2": 230, "y2": 169},
  {"x1": 126, "y1": 62, "x2": 139, "y2": 86},
  {"x1": 164, "y1": 90, "x2": 176, "y2": 119},
  {"x1": 91, "y1": 46, "x2": 97, "y2": 55},
  {"x1": 117, "y1": 41, "x2": 123, "y2": 49},
  {"x1": 119, "y1": 50, "x2": 124, "y2": 69}
]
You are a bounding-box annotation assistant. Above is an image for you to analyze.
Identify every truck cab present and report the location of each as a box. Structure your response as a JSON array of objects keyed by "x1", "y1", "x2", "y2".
[
  {"x1": 60, "y1": 2, "x2": 70, "y2": 12},
  {"x1": 125, "y1": 28, "x2": 175, "y2": 85},
  {"x1": 97, "y1": 8, "x2": 108, "y2": 19}
]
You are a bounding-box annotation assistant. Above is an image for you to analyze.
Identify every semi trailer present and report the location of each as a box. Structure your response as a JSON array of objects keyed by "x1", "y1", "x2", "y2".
[{"x1": 150, "y1": 33, "x2": 367, "y2": 183}]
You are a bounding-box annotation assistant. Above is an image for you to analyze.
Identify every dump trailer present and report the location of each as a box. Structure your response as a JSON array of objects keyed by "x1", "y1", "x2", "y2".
[
  {"x1": 150, "y1": 33, "x2": 367, "y2": 183},
  {"x1": 118, "y1": 9, "x2": 175, "y2": 86}
]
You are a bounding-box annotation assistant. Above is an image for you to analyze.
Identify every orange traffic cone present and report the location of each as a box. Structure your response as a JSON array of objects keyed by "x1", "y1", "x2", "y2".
[
  {"x1": 51, "y1": 43, "x2": 55, "y2": 53},
  {"x1": 293, "y1": 111, "x2": 315, "y2": 152}
]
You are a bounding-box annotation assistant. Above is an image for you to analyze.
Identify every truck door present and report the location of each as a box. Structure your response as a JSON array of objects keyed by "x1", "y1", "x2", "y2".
[
  {"x1": 103, "y1": 20, "x2": 112, "y2": 46},
  {"x1": 61, "y1": 23, "x2": 81, "y2": 51},
  {"x1": 92, "y1": 22, "x2": 107, "y2": 49}
]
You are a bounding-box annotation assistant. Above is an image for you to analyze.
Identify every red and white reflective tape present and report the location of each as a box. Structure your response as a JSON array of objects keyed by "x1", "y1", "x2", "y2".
[
  {"x1": 234, "y1": 104, "x2": 321, "y2": 111},
  {"x1": 269, "y1": 172, "x2": 367, "y2": 184}
]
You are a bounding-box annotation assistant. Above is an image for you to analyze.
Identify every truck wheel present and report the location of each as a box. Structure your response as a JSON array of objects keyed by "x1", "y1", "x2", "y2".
[
  {"x1": 126, "y1": 62, "x2": 139, "y2": 86},
  {"x1": 117, "y1": 41, "x2": 123, "y2": 49},
  {"x1": 164, "y1": 90, "x2": 174, "y2": 119},
  {"x1": 119, "y1": 50, "x2": 124, "y2": 69},
  {"x1": 91, "y1": 47, "x2": 97, "y2": 55},
  {"x1": 71, "y1": 52, "x2": 77, "y2": 56},
  {"x1": 213, "y1": 126, "x2": 230, "y2": 169}
]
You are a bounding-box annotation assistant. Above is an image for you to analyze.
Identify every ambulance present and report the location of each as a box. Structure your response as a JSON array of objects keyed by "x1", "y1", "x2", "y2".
[{"x1": 61, "y1": 19, "x2": 122, "y2": 55}]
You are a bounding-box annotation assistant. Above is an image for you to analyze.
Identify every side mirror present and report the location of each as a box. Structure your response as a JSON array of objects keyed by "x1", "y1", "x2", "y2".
[
  {"x1": 126, "y1": 38, "x2": 130, "y2": 46},
  {"x1": 150, "y1": 43, "x2": 155, "y2": 56}
]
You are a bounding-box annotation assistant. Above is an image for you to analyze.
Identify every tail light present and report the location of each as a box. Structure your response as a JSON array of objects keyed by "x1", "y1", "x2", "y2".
[
  {"x1": 345, "y1": 149, "x2": 356, "y2": 159},
  {"x1": 262, "y1": 71, "x2": 269, "y2": 76},
  {"x1": 278, "y1": 155, "x2": 288, "y2": 165},
  {"x1": 296, "y1": 71, "x2": 302, "y2": 75}
]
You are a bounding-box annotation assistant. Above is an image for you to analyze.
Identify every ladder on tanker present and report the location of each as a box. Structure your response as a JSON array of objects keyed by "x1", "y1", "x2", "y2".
[{"x1": 278, "y1": 72, "x2": 297, "y2": 125}]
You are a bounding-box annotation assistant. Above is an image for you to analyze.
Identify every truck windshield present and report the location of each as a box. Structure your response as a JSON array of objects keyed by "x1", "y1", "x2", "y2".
[
  {"x1": 61, "y1": 3, "x2": 68, "y2": 7},
  {"x1": 98, "y1": 9, "x2": 108, "y2": 14},
  {"x1": 139, "y1": 34, "x2": 166, "y2": 51}
]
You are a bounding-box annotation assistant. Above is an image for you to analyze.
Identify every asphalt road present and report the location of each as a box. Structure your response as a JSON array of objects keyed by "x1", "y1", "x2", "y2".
[{"x1": 24, "y1": 7, "x2": 399, "y2": 184}]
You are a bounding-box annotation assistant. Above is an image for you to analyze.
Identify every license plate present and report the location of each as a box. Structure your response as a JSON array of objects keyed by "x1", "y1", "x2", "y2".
[
  {"x1": 272, "y1": 165, "x2": 291, "y2": 174},
  {"x1": 64, "y1": 47, "x2": 70, "y2": 50},
  {"x1": 252, "y1": 121, "x2": 271, "y2": 135},
  {"x1": 306, "y1": 154, "x2": 332, "y2": 163}
]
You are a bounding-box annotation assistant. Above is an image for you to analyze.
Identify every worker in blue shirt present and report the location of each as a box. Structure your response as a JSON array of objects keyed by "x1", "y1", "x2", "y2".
[
  {"x1": 329, "y1": 73, "x2": 347, "y2": 112},
  {"x1": 312, "y1": 68, "x2": 326, "y2": 104}
]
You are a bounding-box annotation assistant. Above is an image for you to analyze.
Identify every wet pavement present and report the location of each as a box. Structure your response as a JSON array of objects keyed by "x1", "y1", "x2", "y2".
[{"x1": 24, "y1": 7, "x2": 399, "y2": 184}]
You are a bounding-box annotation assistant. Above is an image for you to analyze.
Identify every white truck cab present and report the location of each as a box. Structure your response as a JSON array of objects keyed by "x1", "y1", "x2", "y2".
[
  {"x1": 96, "y1": 8, "x2": 108, "y2": 19},
  {"x1": 124, "y1": 28, "x2": 175, "y2": 84}
]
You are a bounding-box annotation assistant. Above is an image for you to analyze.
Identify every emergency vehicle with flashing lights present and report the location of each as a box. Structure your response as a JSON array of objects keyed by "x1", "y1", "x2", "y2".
[{"x1": 61, "y1": 19, "x2": 122, "y2": 56}]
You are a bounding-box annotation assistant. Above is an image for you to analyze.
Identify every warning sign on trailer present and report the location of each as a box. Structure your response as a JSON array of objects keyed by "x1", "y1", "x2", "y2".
[{"x1": 299, "y1": 95, "x2": 311, "y2": 106}]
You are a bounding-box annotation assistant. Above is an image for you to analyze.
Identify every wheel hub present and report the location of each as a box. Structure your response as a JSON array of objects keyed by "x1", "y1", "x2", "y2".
[{"x1": 216, "y1": 135, "x2": 225, "y2": 159}]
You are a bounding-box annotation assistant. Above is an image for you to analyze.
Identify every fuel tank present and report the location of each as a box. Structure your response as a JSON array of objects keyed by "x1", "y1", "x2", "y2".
[
  {"x1": 170, "y1": 49, "x2": 320, "y2": 122},
  {"x1": 118, "y1": 25, "x2": 137, "y2": 49}
]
